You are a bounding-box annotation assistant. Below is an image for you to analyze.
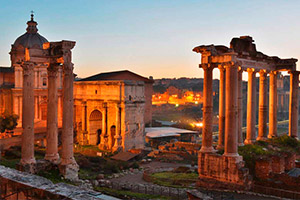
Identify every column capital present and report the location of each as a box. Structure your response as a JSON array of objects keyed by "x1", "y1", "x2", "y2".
[
  {"x1": 269, "y1": 70, "x2": 279, "y2": 76},
  {"x1": 259, "y1": 69, "x2": 268, "y2": 80},
  {"x1": 21, "y1": 62, "x2": 34, "y2": 76},
  {"x1": 246, "y1": 68, "x2": 258, "y2": 74},
  {"x1": 200, "y1": 63, "x2": 215, "y2": 71},
  {"x1": 224, "y1": 62, "x2": 238, "y2": 69},
  {"x1": 218, "y1": 65, "x2": 226, "y2": 71}
]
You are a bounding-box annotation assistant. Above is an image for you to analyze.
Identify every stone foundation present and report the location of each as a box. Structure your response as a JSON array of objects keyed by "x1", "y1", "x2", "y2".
[
  {"x1": 59, "y1": 162, "x2": 79, "y2": 181},
  {"x1": 197, "y1": 152, "x2": 252, "y2": 190}
]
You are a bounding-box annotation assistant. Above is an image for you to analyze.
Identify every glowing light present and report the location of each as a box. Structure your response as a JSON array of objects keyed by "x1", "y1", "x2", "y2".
[
  {"x1": 175, "y1": 104, "x2": 179, "y2": 107},
  {"x1": 195, "y1": 101, "x2": 198, "y2": 104}
]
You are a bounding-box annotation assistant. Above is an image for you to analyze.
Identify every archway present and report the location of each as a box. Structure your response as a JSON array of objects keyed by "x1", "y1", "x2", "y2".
[
  {"x1": 110, "y1": 125, "x2": 116, "y2": 149},
  {"x1": 89, "y1": 110, "x2": 102, "y2": 145}
]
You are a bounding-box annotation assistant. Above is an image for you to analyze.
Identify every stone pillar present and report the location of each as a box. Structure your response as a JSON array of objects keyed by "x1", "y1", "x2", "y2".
[
  {"x1": 245, "y1": 68, "x2": 257, "y2": 144},
  {"x1": 112, "y1": 104, "x2": 122, "y2": 152},
  {"x1": 20, "y1": 62, "x2": 36, "y2": 172},
  {"x1": 60, "y1": 61, "x2": 79, "y2": 180},
  {"x1": 224, "y1": 63, "x2": 239, "y2": 157},
  {"x1": 45, "y1": 63, "x2": 60, "y2": 163},
  {"x1": 289, "y1": 71, "x2": 300, "y2": 138},
  {"x1": 257, "y1": 70, "x2": 268, "y2": 141},
  {"x1": 99, "y1": 103, "x2": 107, "y2": 150},
  {"x1": 200, "y1": 64, "x2": 215, "y2": 153},
  {"x1": 268, "y1": 71, "x2": 278, "y2": 138},
  {"x1": 237, "y1": 67, "x2": 243, "y2": 146},
  {"x1": 217, "y1": 65, "x2": 225, "y2": 149}
]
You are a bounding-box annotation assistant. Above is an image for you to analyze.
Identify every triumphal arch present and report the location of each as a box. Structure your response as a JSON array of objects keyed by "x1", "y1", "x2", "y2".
[{"x1": 193, "y1": 36, "x2": 298, "y2": 189}]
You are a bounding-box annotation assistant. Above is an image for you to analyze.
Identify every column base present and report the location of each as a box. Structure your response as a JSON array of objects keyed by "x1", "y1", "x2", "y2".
[
  {"x1": 268, "y1": 134, "x2": 277, "y2": 139},
  {"x1": 200, "y1": 146, "x2": 216, "y2": 153},
  {"x1": 17, "y1": 160, "x2": 36, "y2": 174},
  {"x1": 256, "y1": 136, "x2": 267, "y2": 141},
  {"x1": 216, "y1": 144, "x2": 224, "y2": 150},
  {"x1": 44, "y1": 153, "x2": 60, "y2": 164},
  {"x1": 244, "y1": 139, "x2": 255, "y2": 145},
  {"x1": 59, "y1": 158, "x2": 79, "y2": 181}
]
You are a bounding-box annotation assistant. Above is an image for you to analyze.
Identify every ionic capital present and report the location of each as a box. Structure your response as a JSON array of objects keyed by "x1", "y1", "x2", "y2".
[
  {"x1": 259, "y1": 69, "x2": 268, "y2": 80},
  {"x1": 269, "y1": 70, "x2": 279, "y2": 76},
  {"x1": 223, "y1": 62, "x2": 238, "y2": 69},
  {"x1": 200, "y1": 63, "x2": 214, "y2": 71},
  {"x1": 246, "y1": 68, "x2": 257, "y2": 74}
]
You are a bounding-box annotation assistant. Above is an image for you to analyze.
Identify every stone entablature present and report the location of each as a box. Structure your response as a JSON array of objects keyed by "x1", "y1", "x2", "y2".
[
  {"x1": 74, "y1": 80, "x2": 146, "y2": 151},
  {"x1": 193, "y1": 36, "x2": 299, "y2": 190}
]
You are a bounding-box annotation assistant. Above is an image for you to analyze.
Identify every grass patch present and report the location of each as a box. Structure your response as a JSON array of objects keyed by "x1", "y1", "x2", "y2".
[
  {"x1": 150, "y1": 172, "x2": 198, "y2": 188},
  {"x1": 95, "y1": 186, "x2": 171, "y2": 200}
]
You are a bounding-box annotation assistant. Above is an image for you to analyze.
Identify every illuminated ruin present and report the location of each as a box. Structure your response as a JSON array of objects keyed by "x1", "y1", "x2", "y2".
[{"x1": 193, "y1": 36, "x2": 298, "y2": 189}]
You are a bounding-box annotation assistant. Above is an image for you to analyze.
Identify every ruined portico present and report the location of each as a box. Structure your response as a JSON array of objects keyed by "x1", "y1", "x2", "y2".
[
  {"x1": 18, "y1": 41, "x2": 79, "y2": 180},
  {"x1": 193, "y1": 36, "x2": 298, "y2": 189}
]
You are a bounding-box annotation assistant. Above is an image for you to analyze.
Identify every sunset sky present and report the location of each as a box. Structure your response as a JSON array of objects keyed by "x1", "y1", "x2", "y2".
[{"x1": 0, "y1": 0, "x2": 299, "y2": 79}]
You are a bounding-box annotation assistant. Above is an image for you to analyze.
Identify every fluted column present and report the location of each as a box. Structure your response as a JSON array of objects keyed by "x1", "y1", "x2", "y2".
[
  {"x1": 245, "y1": 68, "x2": 257, "y2": 144},
  {"x1": 268, "y1": 71, "x2": 278, "y2": 138},
  {"x1": 200, "y1": 64, "x2": 215, "y2": 153},
  {"x1": 289, "y1": 71, "x2": 300, "y2": 138},
  {"x1": 237, "y1": 68, "x2": 243, "y2": 146},
  {"x1": 20, "y1": 62, "x2": 36, "y2": 172},
  {"x1": 224, "y1": 63, "x2": 239, "y2": 157},
  {"x1": 217, "y1": 65, "x2": 225, "y2": 149},
  {"x1": 257, "y1": 70, "x2": 268, "y2": 141},
  {"x1": 45, "y1": 63, "x2": 60, "y2": 163}
]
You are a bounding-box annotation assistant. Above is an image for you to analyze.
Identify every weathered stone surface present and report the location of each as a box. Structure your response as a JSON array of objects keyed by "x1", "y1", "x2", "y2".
[
  {"x1": 197, "y1": 153, "x2": 252, "y2": 190},
  {"x1": 0, "y1": 165, "x2": 120, "y2": 200}
]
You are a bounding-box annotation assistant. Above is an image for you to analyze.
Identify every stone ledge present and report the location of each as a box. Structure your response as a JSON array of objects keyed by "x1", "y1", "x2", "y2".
[{"x1": 0, "y1": 165, "x2": 120, "y2": 200}]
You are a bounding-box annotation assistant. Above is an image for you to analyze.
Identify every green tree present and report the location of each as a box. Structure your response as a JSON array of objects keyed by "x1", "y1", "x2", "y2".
[{"x1": 0, "y1": 111, "x2": 19, "y2": 133}]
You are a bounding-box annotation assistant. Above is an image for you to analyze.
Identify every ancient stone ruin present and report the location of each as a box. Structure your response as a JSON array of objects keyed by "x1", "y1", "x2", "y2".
[
  {"x1": 193, "y1": 36, "x2": 298, "y2": 189},
  {"x1": 13, "y1": 14, "x2": 79, "y2": 180}
]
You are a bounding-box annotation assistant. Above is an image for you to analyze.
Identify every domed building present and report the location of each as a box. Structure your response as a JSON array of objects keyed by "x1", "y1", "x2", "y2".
[
  {"x1": 0, "y1": 14, "x2": 63, "y2": 128},
  {"x1": 0, "y1": 14, "x2": 153, "y2": 152}
]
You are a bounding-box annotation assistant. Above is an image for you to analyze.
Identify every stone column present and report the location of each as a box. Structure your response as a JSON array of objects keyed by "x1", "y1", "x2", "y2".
[
  {"x1": 20, "y1": 62, "x2": 36, "y2": 172},
  {"x1": 99, "y1": 103, "x2": 107, "y2": 150},
  {"x1": 289, "y1": 71, "x2": 300, "y2": 138},
  {"x1": 245, "y1": 68, "x2": 257, "y2": 144},
  {"x1": 257, "y1": 70, "x2": 268, "y2": 141},
  {"x1": 45, "y1": 63, "x2": 60, "y2": 163},
  {"x1": 268, "y1": 71, "x2": 278, "y2": 138},
  {"x1": 237, "y1": 67, "x2": 243, "y2": 146},
  {"x1": 200, "y1": 64, "x2": 215, "y2": 153},
  {"x1": 217, "y1": 65, "x2": 225, "y2": 149},
  {"x1": 224, "y1": 63, "x2": 239, "y2": 157},
  {"x1": 112, "y1": 104, "x2": 122, "y2": 152},
  {"x1": 60, "y1": 61, "x2": 79, "y2": 180}
]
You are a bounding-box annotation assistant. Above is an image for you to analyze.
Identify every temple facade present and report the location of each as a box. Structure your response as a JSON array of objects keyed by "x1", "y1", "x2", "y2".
[{"x1": 193, "y1": 36, "x2": 299, "y2": 190}]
